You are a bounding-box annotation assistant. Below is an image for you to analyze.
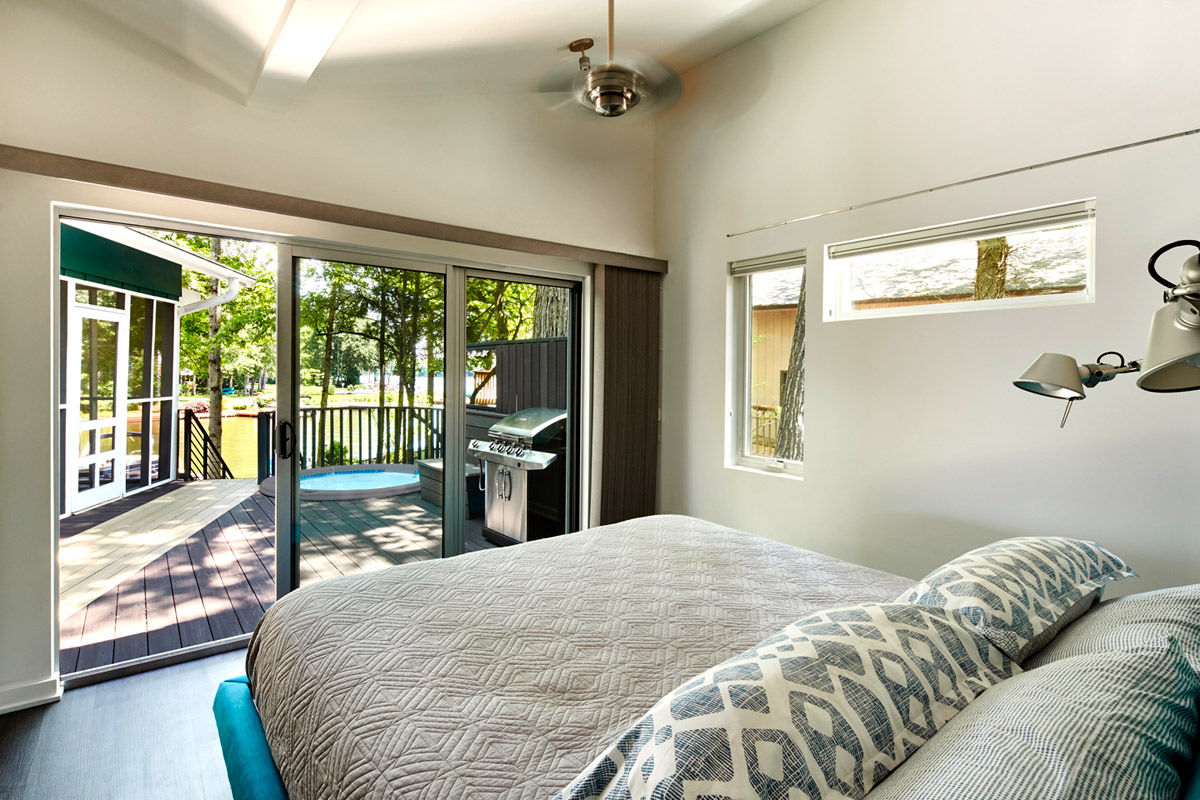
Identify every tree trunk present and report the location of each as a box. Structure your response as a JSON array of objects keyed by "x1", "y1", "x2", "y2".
[
  {"x1": 317, "y1": 305, "x2": 336, "y2": 467},
  {"x1": 408, "y1": 280, "x2": 420, "y2": 404},
  {"x1": 494, "y1": 283, "x2": 510, "y2": 340},
  {"x1": 377, "y1": 286, "x2": 388, "y2": 463},
  {"x1": 206, "y1": 238, "x2": 224, "y2": 451},
  {"x1": 534, "y1": 286, "x2": 569, "y2": 338},
  {"x1": 316, "y1": 277, "x2": 340, "y2": 470},
  {"x1": 974, "y1": 237, "x2": 1011, "y2": 300},
  {"x1": 425, "y1": 350, "x2": 435, "y2": 405},
  {"x1": 774, "y1": 274, "x2": 806, "y2": 462}
]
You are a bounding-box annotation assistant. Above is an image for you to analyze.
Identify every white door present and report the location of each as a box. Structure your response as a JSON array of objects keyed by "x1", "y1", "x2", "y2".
[{"x1": 67, "y1": 302, "x2": 128, "y2": 512}]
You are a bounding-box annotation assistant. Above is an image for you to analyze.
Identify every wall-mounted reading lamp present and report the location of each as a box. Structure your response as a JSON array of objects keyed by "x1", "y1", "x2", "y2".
[{"x1": 1014, "y1": 240, "x2": 1200, "y2": 426}]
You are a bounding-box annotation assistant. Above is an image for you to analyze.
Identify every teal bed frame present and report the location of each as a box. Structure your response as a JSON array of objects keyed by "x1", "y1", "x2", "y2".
[
  {"x1": 212, "y1": 677, "x2": 288, "y2": 800},
  {"x1": 214, "y1": 675, "x2": 1200, "y2": 800}
]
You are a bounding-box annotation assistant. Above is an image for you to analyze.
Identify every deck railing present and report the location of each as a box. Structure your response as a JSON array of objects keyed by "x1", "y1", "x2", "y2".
[
  {"x1": 749, "y1": 405, "x2": 780, "y2": 457},
  {"x1": 256, "y1": 405, "x2": 445, "y2": 481},
  {"x1": 181, "y1": 408, "x2": 236, "y2": 481}
]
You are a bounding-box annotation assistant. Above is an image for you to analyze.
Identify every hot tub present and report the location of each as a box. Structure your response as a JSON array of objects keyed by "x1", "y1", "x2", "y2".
[{"x1": 259, "y1": 463, "x2": 421, "y2": 500}]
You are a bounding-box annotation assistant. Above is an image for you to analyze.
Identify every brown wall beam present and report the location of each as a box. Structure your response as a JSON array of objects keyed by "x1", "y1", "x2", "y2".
[{"x1": 0, "y1": 144, "x2": 668, "y2": 274}]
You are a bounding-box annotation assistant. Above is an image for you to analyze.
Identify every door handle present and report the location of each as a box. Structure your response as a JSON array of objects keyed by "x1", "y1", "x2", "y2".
[{"x1": 278, "y1": 420, "x2": 295, "y2": 460}]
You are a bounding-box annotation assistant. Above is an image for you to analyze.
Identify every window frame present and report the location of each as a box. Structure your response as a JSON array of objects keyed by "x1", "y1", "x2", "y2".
[
  {"x1": 823, "y1": 199, "x2": 1097, "y2": 322},
  {"x1": 727, "y1": 250, "x2": 807, "y2": 479}
]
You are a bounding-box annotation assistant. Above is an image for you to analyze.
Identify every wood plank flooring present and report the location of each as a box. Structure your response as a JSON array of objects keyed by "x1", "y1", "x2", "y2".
[
  {"x1": 0, "y1": 649, "x2": 243, "y2": 800},
  {"x1": 58, "y1": 481, "x2": 183, "y2": 540},
  {"x1": 59, "y1": 479, "x2": 260, "y2": 620},
  {"x1": 60, "y1": 489, "x2": 493, "y2": 675}
]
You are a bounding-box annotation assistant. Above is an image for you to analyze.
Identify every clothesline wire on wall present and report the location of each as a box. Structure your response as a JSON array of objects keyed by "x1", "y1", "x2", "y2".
[{"x1": 726, "y1": 126, "x2": 1200, "y2": 238}]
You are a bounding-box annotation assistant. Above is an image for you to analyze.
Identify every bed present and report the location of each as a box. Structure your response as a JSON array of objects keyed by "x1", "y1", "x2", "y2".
[
  {"x1": 227, "y1": 515, "x2": 912, "y2": 799},
  {"x1": 217, "y1": 515, "x2": 1200, "y2": 799}
]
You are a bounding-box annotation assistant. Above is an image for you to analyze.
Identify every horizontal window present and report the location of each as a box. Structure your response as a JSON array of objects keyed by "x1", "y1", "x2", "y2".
[
  {"x1": 824, "y1": 199, "x2": 1095, "y2": 321},
  {"x1": 728, "y1": 251, "x2": 806, "y2": 477}
]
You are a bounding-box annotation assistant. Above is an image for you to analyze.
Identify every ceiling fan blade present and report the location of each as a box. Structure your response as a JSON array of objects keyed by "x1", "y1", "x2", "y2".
[
  {"x1": 537, "y1": 58, "x2": 587, "y2": 95},
  {"x1": 613, "y1": 51, "x2": 683, "y2": 112},
  {"x1": 642, "y1": 68, "x2": 682, "y2": 112},
  {"x1": 545, "y1": 92, "x2": 582, "y2": 112}
]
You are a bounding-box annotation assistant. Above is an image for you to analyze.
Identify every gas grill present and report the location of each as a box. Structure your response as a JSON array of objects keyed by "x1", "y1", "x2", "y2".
[{"x1": 467, "y1": 407, "x2": 567, "y2": 546}]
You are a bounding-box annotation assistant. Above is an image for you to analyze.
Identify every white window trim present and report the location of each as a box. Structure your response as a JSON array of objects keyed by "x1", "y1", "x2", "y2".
[
  {"x1": 726, "y1": 249, "x2": 806, "y2": 479},
  {"x1": 823, "y1": 199, "x2": 1097, "y2": 322}
]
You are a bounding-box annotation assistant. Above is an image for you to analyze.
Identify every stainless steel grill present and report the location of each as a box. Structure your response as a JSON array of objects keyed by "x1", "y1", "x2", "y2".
[{"x1": 467, "y1": 407, "x2": 567, "y2": 545}]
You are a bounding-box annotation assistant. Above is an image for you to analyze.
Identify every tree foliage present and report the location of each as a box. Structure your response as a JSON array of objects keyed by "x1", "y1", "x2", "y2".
[{"x1": 167, "y1": 234, "x2": 278, "y2": 393}]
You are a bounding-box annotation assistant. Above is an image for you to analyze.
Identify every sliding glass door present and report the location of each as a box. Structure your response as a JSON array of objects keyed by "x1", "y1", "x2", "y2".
[
  {"x1": 463, "y1": 273, "x2": 581, "y2": 548},
  {"x1": 275, "y1": 252, "x2": 583, "y2": 595},
  {"x1": 279, "y1": 254, "x2": 449, "y2": 587}
]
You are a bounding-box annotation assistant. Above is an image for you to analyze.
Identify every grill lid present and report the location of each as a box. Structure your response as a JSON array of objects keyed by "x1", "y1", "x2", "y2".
[{"x1": 489, "y1": 407, "x2": 567, "y2": 441}]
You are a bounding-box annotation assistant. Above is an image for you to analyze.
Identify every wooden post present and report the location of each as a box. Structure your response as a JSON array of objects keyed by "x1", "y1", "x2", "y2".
[{"x1": 182, "y1": 410, "x2": 194, "y2": 481}]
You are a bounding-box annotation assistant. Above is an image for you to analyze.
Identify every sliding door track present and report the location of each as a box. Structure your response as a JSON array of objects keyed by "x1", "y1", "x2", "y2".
[{"x1": 62, "y1": 634, "x2": 251, "y2": 690}]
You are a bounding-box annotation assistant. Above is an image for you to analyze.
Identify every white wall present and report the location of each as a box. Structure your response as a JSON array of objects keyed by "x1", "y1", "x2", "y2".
[
  {"x1": 0, "y1": 0, "x2": 656, "y2": 257},
  {"x1": 0, "y1": 0, "x2": 653, "y2": 712},
  {"x1": 0, "y1": 170, "x2": 599, "y2": 713},
  {"x1": 655, "y1": 0, "x2": 1200, "y2": 591}
]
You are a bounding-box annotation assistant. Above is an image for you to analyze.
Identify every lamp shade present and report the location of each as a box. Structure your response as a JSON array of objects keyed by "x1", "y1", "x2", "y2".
[
  {"x1": 1136, "y1": 301, "x2": 1200, "y2": 392},
  {"x1": 1013, "y1": 352, "x2": 1086, "y2": 400}
]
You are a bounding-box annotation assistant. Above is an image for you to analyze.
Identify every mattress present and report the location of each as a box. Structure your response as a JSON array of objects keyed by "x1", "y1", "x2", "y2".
[{"x1": 246, "y1": 514, "x2": 912, "y2": 800}]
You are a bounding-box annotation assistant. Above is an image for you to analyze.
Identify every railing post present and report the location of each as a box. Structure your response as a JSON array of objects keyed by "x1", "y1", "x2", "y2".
[
  {"x1": 257, "y1": 411, "x2": 273, "y2": 483},
  {"x1": 182, "y1": 410, "x2": 192, "y2": 481}
]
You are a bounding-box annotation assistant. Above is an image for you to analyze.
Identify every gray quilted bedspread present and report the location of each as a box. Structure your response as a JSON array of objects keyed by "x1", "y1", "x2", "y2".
[{"x1": 246, "y1": 514, "x2": 912, "y2": 800}]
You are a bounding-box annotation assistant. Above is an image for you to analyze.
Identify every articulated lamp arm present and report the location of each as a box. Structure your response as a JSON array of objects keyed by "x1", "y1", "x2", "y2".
[{"x1": 1014, "y1": 239, "x2": 1200, "y2": 426}]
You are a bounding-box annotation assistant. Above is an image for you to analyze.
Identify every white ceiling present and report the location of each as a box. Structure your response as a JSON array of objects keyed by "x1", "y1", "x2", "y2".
[{"x1": 73, "y1": 0, "x2": 823, "y2": 107}]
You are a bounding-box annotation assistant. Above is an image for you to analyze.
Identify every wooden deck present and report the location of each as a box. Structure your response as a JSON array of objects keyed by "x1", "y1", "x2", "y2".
[
  {"x1": 59, "y1": 479, "x2": 260, "y2": 621},
  {"x1": 60, "y1": 488, "x2": 492, "y2": 675}
]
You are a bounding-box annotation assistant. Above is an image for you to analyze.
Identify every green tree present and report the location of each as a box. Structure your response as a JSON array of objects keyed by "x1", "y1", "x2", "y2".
[{"x1": 974, "y1": 237, "x2": 1012, "y2": 300}]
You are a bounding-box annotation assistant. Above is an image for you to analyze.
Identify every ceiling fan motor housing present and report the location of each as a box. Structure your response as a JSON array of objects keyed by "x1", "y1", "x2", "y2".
[{"x1": 584, "y1": 66, "x2": 641, "y2": 117}]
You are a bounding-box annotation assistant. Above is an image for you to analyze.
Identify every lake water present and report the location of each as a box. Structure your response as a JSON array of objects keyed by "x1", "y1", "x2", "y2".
[{"x1": 212, "y1": 415, "x2": 261, "y2": 479}]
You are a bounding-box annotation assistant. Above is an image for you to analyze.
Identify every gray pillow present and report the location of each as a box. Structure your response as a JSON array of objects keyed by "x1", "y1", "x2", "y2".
[
  {"x1": 554, "y1": 603, "x2": 1019, "y2": 800},
  {"x1": 1026, "y1": 583, "x2": 1200, "y2": 671},
  {"x1": 866, "y1": 640, "x2": 1199, "y2": 800},
  {"x1": 898, "y1": 536, "x2": 1136, "y2": 661}
]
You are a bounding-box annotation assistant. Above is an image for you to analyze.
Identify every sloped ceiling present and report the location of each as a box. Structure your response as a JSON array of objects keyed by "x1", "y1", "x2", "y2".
[{"x1": 73, "y1": 0, "x2": 823, "y2": 107}]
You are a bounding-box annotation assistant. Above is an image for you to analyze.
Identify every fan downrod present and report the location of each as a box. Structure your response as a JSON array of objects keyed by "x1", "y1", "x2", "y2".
[{"x1": 569, "y1": 38, "x2": 594, "y2": 72}]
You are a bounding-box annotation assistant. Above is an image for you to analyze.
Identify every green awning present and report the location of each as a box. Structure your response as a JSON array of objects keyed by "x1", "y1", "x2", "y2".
[{"x1": 61, "y1": 224, "x2": 183, "y2": 300}]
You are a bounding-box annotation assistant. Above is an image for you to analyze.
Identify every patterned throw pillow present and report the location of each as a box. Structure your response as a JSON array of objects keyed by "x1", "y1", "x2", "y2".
[
  {"x1": 1025, "y1": 583, "x2": 1200, "y2": 671},
  {"x1": 554, "y1": 604, "x2": 1019, "y2": 800},
  {"x1": 898, "y1": 537, "x2": 1136, "y2": 661},
  {"x1": 867, "y1": 639, "x2": 1200, "y2": 800}
]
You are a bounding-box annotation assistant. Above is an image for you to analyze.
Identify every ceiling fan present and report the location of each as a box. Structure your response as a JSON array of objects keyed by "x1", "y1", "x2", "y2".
[{"x1": 539, "y1": 0, "x2": 682, "y2": 118}]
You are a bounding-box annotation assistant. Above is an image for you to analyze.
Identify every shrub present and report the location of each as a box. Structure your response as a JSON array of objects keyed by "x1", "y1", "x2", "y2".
[
  {"x1": 182, "y1": 399, "x2": 209, "y2": 414},
  {"x1": 322, "y1": 442, "x2": 349, "y2": 466}
]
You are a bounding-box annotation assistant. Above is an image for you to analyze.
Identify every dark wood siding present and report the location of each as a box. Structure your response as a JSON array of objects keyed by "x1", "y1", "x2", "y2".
[
  {"x1": 494, "y1": 338, "x2": 569, "y2": 414},
  {"x1": 600, "y1": 266, "x2": 662, "y2": 525}
]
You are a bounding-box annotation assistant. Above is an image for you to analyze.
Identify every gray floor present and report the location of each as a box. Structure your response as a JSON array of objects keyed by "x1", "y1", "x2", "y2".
[{"x1": 0, "y1": 650, "x2": 243, "y2": 800}]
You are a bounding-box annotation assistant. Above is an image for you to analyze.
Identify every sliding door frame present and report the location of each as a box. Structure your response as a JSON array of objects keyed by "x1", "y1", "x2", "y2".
[
  {"x1": 50, "y1": 204, "x2": 593, "y2": 604},
  {"x1": 462, "y1": 267, "x2": 586, "y2": 537}
]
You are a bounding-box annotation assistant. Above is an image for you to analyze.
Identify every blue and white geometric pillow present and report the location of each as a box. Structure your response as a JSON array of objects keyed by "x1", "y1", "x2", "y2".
[
  {"x1": 554, "y1": 603, "x2": 1019, "y2": 800},
  {"x1": 898, "y1": 537, "x2": 1137, "y2": 662}
]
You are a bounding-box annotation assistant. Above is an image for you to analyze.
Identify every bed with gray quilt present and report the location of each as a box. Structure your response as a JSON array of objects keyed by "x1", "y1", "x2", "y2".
[{"x1": 245, "y1": 514, "x2": 912, "y2": 800}]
